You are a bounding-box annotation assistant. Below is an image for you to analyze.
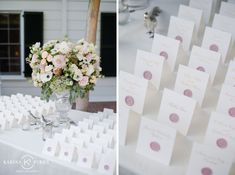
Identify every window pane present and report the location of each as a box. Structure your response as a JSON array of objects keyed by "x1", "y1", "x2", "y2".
[
  {"x1": 10, "y1": 29, "x2": 19, "y2": 43},
  {"x1": 10, "y1": 45, "x2": 20, "y2": 57},
  {"x1": 9, "y1": 14, "x2": 19, "y2": 28},
  {"x1": 0, "y1": 14, "x2": 8, "y2": 28},
  {"x1": 0, "y1": 45, "x2": 9, "y2": 57},
  {"x1": 0, "y1": 59, "x2": 9, "y2": 72},
  {"x1": 0, "y1": 29, "x2": 8, "y2": 43},
  {"x1": 10, "y1": 65, "x2": 20, "y2": 74}
]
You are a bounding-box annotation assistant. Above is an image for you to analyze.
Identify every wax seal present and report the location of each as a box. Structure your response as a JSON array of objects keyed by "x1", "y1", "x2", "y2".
[
  {"x1": 201, "y1": 167, "x2": 213, "y2": 175},
  {"x1": 149, "y1": 141, "x2": 161, "y2": 152},
  {"x1": 216, "y1": 138, "x2": 228, "y2": 149},
  {"x1": 175, "y1": 35, "x2": 183, "y2": 43},
  {"x1": 209, "y1": 44, "x2": 219, "y2": 52},
  {"x1": 160, "y1": 51, "x2": 168, "y2": 60},
  {"x1": 183, "y1": 89, "x2": 193, "y2": 97},
  {"x1": 143, "y1": 70, "x2": 152, "y2": 80},
  {"x1": 125, "y1": 96, "x2": 134, "y2": 106},
  {"x1": 169, "y1": 113, "x2": 179, "y2": 123}
]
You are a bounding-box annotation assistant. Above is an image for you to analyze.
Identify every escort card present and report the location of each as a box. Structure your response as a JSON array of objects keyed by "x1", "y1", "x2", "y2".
[
  {"x1": 174, "y1": 65, "x2": 210, "y2": 106},
  {"x1": 151, "y1": 33, "x2": 182, "y2": 72},
  {"x1": 158, "y1": 88, "x2": 197, "y2": 135},
  {"x1": 119, "y1": 106, "x2": 130, "y2": 146},
  {"x1": 77, "y1": 148, "x2": 94, "y2": 168},
  {"x1": 188, "y1": 46, "x2": 221, "y2": 83},
  {"x1": 220, "y1": 1, "x2": 235, "y2": 18},
  {"x1": 224, "y1": 60, "x2": 235, "y2": 87},
  {"x1": 189, "y1": 0, "x2": 214, "y2": 24},
  {"x1": 201, "y1": 27, "x2": 232, "y2": 63},
  {"x1": 178, "y1": 5, "x2": 203, "y2": 39},
  {"x1": 204, "y1": 112, "x2": 235, "y2": 155},
  {"x1": 136, "y1": 118, "x2": 176, "y2": 165},
  {"x1": 119, "y1": 71, "x2": 148, "y2": 114},
  {"x1": 134, "y1": 49, "x2": 168, "y2": 90},
  {"x1": 186, "y1": 143, "x2": 232, "y2": 175},
  {"x1": 98, "y1": 150, "x2": 116, "y2": 175},
  {"x1": 167, "y1": 16, "x2": 195, "y2": 51},
  {"x1": 216, "y1": 84, "x2": 235, "y2": 117},
  {"x1": 58, "y1": 142, "x2": 76, "y2": 162},
  {"x1": 42, "y1": 138, "x2": 60, "y2": 157}
]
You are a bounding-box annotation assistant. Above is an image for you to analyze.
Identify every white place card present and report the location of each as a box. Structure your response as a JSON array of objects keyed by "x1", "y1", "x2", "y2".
[
  {"x1": 119, "y1": 106, "x2": 130, "y2": 146},
  {"x1": 174, "y1": 65, "x2": 210, "y2": 106},
  {"x1": 119, "y1": 71, "x2": 148, "y2": 114},
  {"x1": 216, "y1": 84, "x2": 235, "y2": 117},
  {"x1": 188, "y1": 46, "x2": 221, "y2": 83},
  {"x1": 77, "y1": 133, "x2": 91, "y2": 146},
  {"x1": 83, "y1": 118, "x2": 93, "y2": 129},
  {"x1": 204, "y1": 112, "x2": 235, "y2": 154},
  {"x1": 70, "y1": 138, "x2": 84, "y2": 148},
  {"x1": 178, "y1": 5, "x2": 203, "y2": 38},
  {"x1": 136, "y1": 118, "x2": 176, "y2": 165},
  {"x1": 78, "y1": 121, "x2": 89, "y2": 131},
  {"x1": 93, "y1": 124, "x2": 105, "y2": 135},
  {"x1": 103, "y1": 118, "x2": 114, "y2": 129},
  {"x1": 87, "y1": 143, "x2": 103, "y2": 154},
  {"x1": 42, "y1": 139, "x2": 60, "y2": 157},
  {"x1": 189, "y1": 0, "x2": 214, "y2": 24},
  {"x1": 201, "y1": 27, "x2": 232, "y2": 63},
  {"x1": 85, "y1": 129, "x2": 98, "y2": 142},
  {"x1": 0, "y1": 116, "x2": 8, "y2": 130},
  {"x1": 98, "y1": 150, "x2": 116, "y2": 175},
  {"x1": 167, "y1": 16, "x2": 195, "y2": 51},
  {"x1": 186, "y1": 143, "x2": 233, "y2": 175},
  {"x1": 151, "y1": 33, "x2": 182, "y2": 72},
  {"x1": 77, "y1": 148, "x2": 95, "y2": 168},
  {"x1": 158, "y1": 88, "x2": 197, "y2": 135},
  {"x1": 58, "y1": 142, "x2": 76, "y2": 162},
  {"x1": 103, "y1": 108, "x2": 114, "y2": 116},
  {"x1": 224, "y1": 60, "x2": 235, "y2": 87},
  {"x1": 220, "y1": 1, "x2": 235, "y2": 18},
  {"x1": 212, "y1": 14, "x2": 235, "y2": 40}
]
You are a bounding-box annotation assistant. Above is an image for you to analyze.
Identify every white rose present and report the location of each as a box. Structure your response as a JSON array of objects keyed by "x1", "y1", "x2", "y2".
[
  {"x1": 45, "y1": 65, "x2": 53, "y2": 72},
  {"x1": 41, "y1": 51, "x2": 48, "y2": 59},
  {"x1": 86, "y1": 65, "x2": 94, "y2": 76}
]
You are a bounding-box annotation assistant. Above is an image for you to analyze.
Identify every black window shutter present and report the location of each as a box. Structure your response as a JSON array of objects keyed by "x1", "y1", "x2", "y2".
[
  {"x1": 24, "y1": 12, "x2": 43, "y2": 77},
  {"x1": 100, "y1": 13, "x2": 116, "y2": 77}
]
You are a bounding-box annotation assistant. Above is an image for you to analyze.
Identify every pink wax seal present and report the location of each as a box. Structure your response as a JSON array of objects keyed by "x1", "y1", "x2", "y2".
[
  {"x1": 196, "y1": 66, "x2": 206, "y2": 72},
  {"x1": 216, "y1": 138, "x2": 228, "y2": 149},
  {"x1": 160, "y1": 51, "x2": 168, "y2": 60},
  {"x1": 64, "y1": 152, "x2": 69, "y2": 156},
  {"x1": 228, "y1": 107, "x2": 235, "y2": 117},
  {"x1": 83, "y1": 157, "x2": 87, "y2": 162},
  {"x1": 149, "y1": 141, "x2": 161, "y2": 152},
  {"x1": 125, "y1": 96, "x2": 134, "y2": 106},
  {"x1": 183, "y1": 89, "x2": 193, "y2": 97},
  {"x1": 47, "y1": 147, "x2": 52, "y2": 152},
  {"x1": 201, "y1": 167, "x2": 213, "y2": 175},
  {"x1": 169, "y1": 113, "x2": 179, "y2": 123},
  {"x1": 209, "y1": 44, "x2": 219, "y2": 52},
  {"x1": 143, "y1": 70, "x2": 152, "y2": 80},
  {"x1": 175, "y1": 35, "x2": 183, "y2": 43},
  {"x1": 104, "y1": 165, "x2": 110, "y2": 170}
]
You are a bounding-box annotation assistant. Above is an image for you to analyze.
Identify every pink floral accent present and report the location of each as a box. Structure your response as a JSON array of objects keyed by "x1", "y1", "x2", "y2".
[
  {"x1": 216, "y1": 138, "x2": 228, "y2": 149},
  {"x1": 160, "y1": 51, "x2": 168, "y2": 60},
  {"x1": 143, "y1": 70, "x2": 152, "y2": 80},
  {"x1": 201, "y1": 167, "x2": 213, "y2": 175},
  {"x1": 228, "y1": 107, "x2": 235, "y2": 117},
  {"x1": 169, "y1": 113, "x2": 179, "y2": 123},
  {"x1": 175, "y1": 35, "x2": 183, "y2": 43},
  {"x1": 209, "y1": 44, "x2": 219, "y2": 52},
  {"x1": 79, "y1": 76, "x2": 89, "y2": 87},
  {"x1": 125, "y1": 96, "x2": 134, "y2": 106},
  {"x1": 149, "y1": 141, "x2": 161, "y2": 152},
  {"x1": 183, "y1": 89, "x2": 193, "y2": 97},
  {"x1": 196, "y1": 66, "x2": 205, "y2": 72},
  {"x1": 52, "y1": 55, "x2": 66, "y2": 68}
]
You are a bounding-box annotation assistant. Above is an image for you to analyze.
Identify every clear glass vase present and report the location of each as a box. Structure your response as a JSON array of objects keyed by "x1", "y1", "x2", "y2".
[{"x1": 55, "y1": 91, "x2": 71, "y2": 123}]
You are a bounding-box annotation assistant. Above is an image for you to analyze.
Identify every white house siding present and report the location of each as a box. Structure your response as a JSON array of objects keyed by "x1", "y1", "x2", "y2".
[{"x1": 0, "y1": 0, "x2": 116, "y2": 102}]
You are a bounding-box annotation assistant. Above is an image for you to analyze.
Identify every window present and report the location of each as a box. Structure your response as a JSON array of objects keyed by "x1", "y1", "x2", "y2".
[{"x1": 0, "y1": 12, "x2": 21, "y2": 75}]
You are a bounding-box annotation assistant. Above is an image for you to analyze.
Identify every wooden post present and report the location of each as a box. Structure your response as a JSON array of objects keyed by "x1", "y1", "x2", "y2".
[{"x1": 86, "y1": 0, "x2": 101, "y2": 44}]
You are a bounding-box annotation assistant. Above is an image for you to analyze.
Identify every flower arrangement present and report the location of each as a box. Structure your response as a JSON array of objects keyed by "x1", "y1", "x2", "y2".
[{"x1": 26, "y1": 39, "x2": 102, "y2": 102}]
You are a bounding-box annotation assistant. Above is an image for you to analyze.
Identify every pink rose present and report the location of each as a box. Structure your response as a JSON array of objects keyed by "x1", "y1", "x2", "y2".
[
  {"x1": 52, "y1": 55, "x2": 66, "y2": 68},
  {"x1": 32, "y1": 54, "x2": 38, "y2": 63},
  {"x1": 79, "y1": 76, "x2": 89, "y2": 87},
  {"x1": 47, "y1": 54, "x2": 53, "y2": 62},
  {"x1": 41, "y1": 51, "x2": 48, "y2": 59}
]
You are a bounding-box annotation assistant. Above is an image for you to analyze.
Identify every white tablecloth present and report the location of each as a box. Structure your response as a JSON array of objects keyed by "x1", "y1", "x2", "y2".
[{"x1": 0, "y1": 110, "x2": 106, "y2": 175}]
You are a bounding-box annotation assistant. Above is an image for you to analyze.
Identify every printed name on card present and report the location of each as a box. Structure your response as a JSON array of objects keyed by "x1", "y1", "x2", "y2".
[
  {"x1": 158, "y1": 88, "x2": 197, "y2": 135},
  {"x1": 167, "y1": 16, "x2": 195, "y2": 51},
  {"x1": 186, "y1": 143, "x2": 233, "y2": 175},
  {"x1": 174, "y1": 65, "x2": 210, "y2": 106},
  {"x1": 188, "y1": 46, "x2": 221, "y2": 83},
  {"x1": 119, "y1": 71, "x2": 148, "y2": 114},
  {"x1": 136, "y1": 118, "x2": 176, "y2": 165}
]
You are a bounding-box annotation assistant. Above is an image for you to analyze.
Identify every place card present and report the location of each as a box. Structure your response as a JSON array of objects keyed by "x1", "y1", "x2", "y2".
[
  {"x1": 78, "y1": 121, "x2": 89, "y2": 131},
  {"x1": 189, "y1": 0, "x2": 214, "y2": 24},
  {"x1": 201, "y1": 27, "x2": 232, "y2": 63},
  {"x1": 93, "y1": 124, "x2": 105, "y2": 135},
  {"x1": 119, "y1": 106, "x2": 130, "y2": 146},
  {"x1": 103, "y1": 108, "x2": 114, "y2": 116},
  {"x1": 62, "y1": 129, "x2": 74, "y2": 138},
  {"x1": 204, "y1": 112, "x2": 235, "y2": 155},
  {"x1": 83, "y1": 118, "x2": 93, "y2": 129},
  {"x1": 85, "y1": 129, "x2": 98, "y2": 142},
  {"x1": 151, "y1": 33, "x2": 182, "y2": 72},
  {"x1": 188, "y1": 46, "x2": 221, "y2": 83},
  {"x1": 174, "y1": 65, "x2": 210, "y2": 106},
  {"x1": 167, "y1": 16, "x2": 195, "y2": 51},
  {"x1": 212, "y1": 14, "x2": 235, "y2": 40},
  {"x1": 77, "y1": 133, "x2": 91, "y2": 146},
  {"x1": 134, "y1": 49, "x2": 169, "y2": 90},
  {"x1": 0, "y1": 116, "x2": 8, "y2": 130},
  {"x1": 77, "y1": 148, "x2": 95, "y2": 168},
  {"x1": 216, "y1": 84, "x2": 235, "y2": 117},
  {"x1": 186, "y1": 142, "x2": 232, "y2": 175},
  {"x1": 70, "y1": 138, "x2": 84, "y2": 148},
  {"x1": 178, "y1": 5, "x2": 203, "y2": 38},
  {"x1": 58, "y1": 142, "x2": 76, "y2": 162},
  {"x1": 103, "y1": 118, "x2": 114, "y2": 129},
  {"x1": 220, "y1": 1, "x2": 235, "y2": 18},
  {"x1": 158, "y1": 88, "x2": 197, "y2": 135},
  {"x1": 98, "y1": 150, "x2": 116, "y2": 175},
  {"x1": 54, "y1": 133, "x2": 68, "y2": 143},
  {"x1": 119, "y1": 71, "x2": 148, "y2": 114},
  {"x1": 42, "y1": 138, "x2": 60, "y2": 157},
  {"x1": 87, "y1": 143, "x2": 103, "y2": 154},
  {"x1": 224, "y1": 60, "x2": 235, "y2": 87},
  {"x1": 94, "y1": 137, "x2": 109, "y2": 148},
  {"x1": 100, "y1": 133, "x2": 114, "y2": 148},
  {"x1": 136, "y1": 118, "x2": 176, "y2": 165}
]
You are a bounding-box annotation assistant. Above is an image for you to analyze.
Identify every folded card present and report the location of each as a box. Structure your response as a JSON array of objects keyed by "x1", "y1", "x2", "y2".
[
  {"x1": 119, "y1": 71, "x2": 148, "y2": 114},
  {"x1": 201, "y1": 27, "x2": 232, "y2": 63},
  {"x1": 158, "y1": 88, "x2": 197, "y2": 135},
  {"x1": 58, "y1": 142, "x2": 76, "y2": 162},
  {"x1": 216, "y1": 84, "x2": 235, "y2": 117},
  {"x1": 174, "y1": 65, "x2": 210, "y2": 106},
  {"x1": 98, "y1": 150, "x2": 116, "y2": 175},
  {"x1": 167, "y1": 16, "x2": 195, "y2": 51},
  {"x1": 119, "y1": 106, "x2": 130, "y2": 146},
  {"x1": 77, "y1": 148, "x2": 95, "y2": 168},
  {"x1": 220, "y1": 1, "x2": 235, "y2": 18},
  {"x1": 151, "y1": 33, "x2": 182, "y2": 72},
  {"x1": 136, "y1": 118, "x2": 176, "y2": 165},
  {"x1": 188, "y1": 46, "x2": 221, "y2": 83},
  {"x1": 224, "y1": 60, "x2": 235, "y2": 87},
  {"x1": 42, "y1": 138, "x2": 60, "y2": 157},
  {"x1": 186, "y1": 142, "x2": 233, "y2": 175}
]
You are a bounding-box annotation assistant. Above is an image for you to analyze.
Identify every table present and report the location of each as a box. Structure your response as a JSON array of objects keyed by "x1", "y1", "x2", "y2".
[{"x1": 0, "y1": 110, "x2": 107, "y2": 175}]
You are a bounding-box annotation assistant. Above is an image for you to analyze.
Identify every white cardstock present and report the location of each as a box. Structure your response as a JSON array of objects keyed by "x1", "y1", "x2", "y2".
[{"x1": 224, "y1": 60, "x2": 235, "y2": 87}]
